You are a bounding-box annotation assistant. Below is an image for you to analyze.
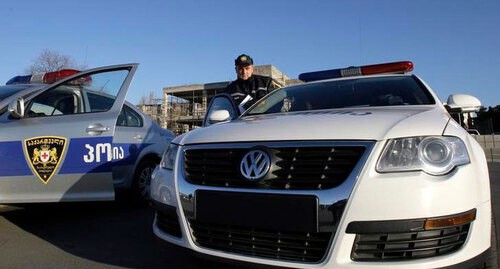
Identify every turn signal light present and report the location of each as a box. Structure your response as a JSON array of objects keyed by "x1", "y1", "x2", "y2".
[{"x1": 424, "y1": 209, "x2": 476, "y2": 230}]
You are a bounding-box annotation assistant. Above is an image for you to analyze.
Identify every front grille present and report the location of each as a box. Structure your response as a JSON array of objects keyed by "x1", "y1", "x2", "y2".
[
  {"x1": 351, "y1": 223, "x2": 471, "y2": 261},
  {"x1": 184, "y1": 145, "x2": 365, "y2": 190},
  {"x1": 189, "y1": 220, "x2": 332, "y2": 262}
]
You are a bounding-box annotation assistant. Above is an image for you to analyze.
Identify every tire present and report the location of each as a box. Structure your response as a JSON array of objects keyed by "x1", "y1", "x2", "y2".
[{"x1": 133, "y1": 159, "x2": 158, "y2": 202}]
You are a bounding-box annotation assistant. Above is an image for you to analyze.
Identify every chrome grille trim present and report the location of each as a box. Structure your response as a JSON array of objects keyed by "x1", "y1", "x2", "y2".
[
  {"x1": 183, "y1": 141, "x2": 368, "y2": 190},
  {"x1": 176, "y1": 140, "x2": 375, "y2": 262}
]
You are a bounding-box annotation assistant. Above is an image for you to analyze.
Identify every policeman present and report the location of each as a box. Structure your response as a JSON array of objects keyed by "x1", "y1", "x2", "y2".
[{"x1": 226, "y1": 54, "x2": 275, "y2": 109}]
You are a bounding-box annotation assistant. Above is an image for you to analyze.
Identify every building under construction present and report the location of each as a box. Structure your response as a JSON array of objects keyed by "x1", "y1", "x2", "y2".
[{"x1": 140, "y1": 65, "x2": 301, "y2": 134}]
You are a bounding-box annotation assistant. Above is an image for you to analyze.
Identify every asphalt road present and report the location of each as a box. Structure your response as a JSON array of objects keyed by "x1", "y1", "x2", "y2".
[
  {"x1": 0, "y1": 200, "x2": 234, "y2": 269},
  {"x1": 490, "y1": 162, "x2": 500, "y2": 268},
  {"x1": 0, "y1": 163, "x2": 499, "y2": 269}
]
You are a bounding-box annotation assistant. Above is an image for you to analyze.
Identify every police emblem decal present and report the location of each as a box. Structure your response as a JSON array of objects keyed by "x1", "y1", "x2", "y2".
[
  {"x1": 240, "y1": 149, "x2": 271, "y2": 181},
  {"x1": 24, "y1": 136, "x2": 68, "y2": 184}
]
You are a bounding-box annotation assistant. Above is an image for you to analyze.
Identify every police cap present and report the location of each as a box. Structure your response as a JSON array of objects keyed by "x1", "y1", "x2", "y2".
[{"x1": 235, "y1": 54, "x2": 253, "y2": 66}]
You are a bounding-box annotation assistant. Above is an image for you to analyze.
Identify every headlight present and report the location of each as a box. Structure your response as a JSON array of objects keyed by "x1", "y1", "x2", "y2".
[
  {"x1": 376, "y1": 136, "x2": 470, "y2": 175},
  {"x1": 151, "y1": 166, "x2": 177, "y2": 206},
  {"x1": 151, "y1": 145, "x2": 180, "y2": 206},
  {"x1": 160, "y1": 144, "x2": 179, "y2": 170}
]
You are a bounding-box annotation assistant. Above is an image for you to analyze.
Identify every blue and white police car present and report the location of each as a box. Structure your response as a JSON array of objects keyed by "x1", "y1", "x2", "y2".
[
  {"x1": 0, "y1": 64, "x2": 174, "y2": 203},
  {"x1": 151, "y1": 61, "x2": 493, "y2": 268}
]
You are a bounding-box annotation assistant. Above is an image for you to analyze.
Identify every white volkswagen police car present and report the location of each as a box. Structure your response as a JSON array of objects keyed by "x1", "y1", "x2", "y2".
[
  {"x1": 0, "y1": 64, "x2": 174, "y2": 203},
  {"x1": 150, "y1": 61, "x2": 492, "y2": 268}
]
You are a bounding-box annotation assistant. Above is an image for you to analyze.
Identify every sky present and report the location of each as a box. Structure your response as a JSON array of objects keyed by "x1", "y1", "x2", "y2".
[{"x1": 0, "y1": 0, "x2": 499, "y2": 107}]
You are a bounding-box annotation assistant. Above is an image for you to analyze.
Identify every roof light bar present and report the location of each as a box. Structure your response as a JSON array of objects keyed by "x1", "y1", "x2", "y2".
[
  {"x1": 299, "y1": 61, "x2": 414, "y2": 82},
  {"x1": 6, "y1": 69, "x2": 80, "y2": 85}
]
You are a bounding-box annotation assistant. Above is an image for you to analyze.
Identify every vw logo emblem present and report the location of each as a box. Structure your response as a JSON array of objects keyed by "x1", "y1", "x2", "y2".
[{"x1": 240, "y1": 150, "x2": 271, "y2": 181}]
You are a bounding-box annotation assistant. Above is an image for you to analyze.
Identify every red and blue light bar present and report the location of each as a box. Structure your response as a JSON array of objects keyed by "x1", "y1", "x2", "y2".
[
  {"x1": 299, "y1": 61, "x2": 414, "y2": 82},
  {"x1": 6, "y1": 69, "x2": 80, "y2": 85}
]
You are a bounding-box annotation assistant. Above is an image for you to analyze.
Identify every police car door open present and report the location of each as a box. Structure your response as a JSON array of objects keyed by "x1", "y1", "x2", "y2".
[{"x1": 0, "y1": 64, "x2": 138, "y2": 203}]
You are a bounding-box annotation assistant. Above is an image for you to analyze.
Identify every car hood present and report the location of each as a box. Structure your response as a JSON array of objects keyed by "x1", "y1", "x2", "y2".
[{"x1": 176, "y1": 106, "x2": 451, "y2": 145}]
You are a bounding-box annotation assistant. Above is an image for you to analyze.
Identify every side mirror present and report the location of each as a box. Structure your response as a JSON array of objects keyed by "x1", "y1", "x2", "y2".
[
  {"x1": 208, "y1": 109, "x2": 231, "y2": 124},
  {"x1": 202, "y1": 93, "x2": 240, "y2": 127},
  {"x1": 8, "y1": 97, "x2": 25, "y2": 119},
  {"x1": 446, "y1": 94, "x2": 482, "y2": 113}
]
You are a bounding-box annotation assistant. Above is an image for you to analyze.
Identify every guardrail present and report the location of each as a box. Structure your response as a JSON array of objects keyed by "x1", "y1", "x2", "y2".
[{"x1": 474, "y1": 135, "x2": 500, "y2": 162}]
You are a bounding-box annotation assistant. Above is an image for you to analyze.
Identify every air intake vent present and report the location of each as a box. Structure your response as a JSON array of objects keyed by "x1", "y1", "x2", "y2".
[
  {"x1": 189, "y1": 220, "x2": 332, "y2": 262},
  {"x1": 350, "y1": 224, "x2": 470, "y2": 261}
]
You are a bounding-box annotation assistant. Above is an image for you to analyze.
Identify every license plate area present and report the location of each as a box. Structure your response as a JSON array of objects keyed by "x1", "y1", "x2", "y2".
[{"x1": 195, "y1": 190, "x2": 318, "y2": 232}]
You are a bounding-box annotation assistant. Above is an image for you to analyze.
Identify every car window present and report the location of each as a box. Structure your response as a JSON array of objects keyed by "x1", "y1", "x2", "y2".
[
  {"x1": 85, "y1": 70, "x2": 129, "y2": 112},
  {"x1": 26, "y1": 69, "x2": 129, "y2": 118},
  {"x1": 247, "y1": 76, "x2": 435, "y2": 116},
  {"x1": 117, "y1": 105, "x2": 143, "y2": 127},
  {"x1": 26, "y1": 86, "x2": 82, "y2": 117},
  {"x1": 87, "y1": 92, "x2": 114, "y2": 112}
]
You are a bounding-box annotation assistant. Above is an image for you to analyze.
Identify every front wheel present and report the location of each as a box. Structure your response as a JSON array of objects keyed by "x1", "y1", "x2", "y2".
[{"x1": 133, "y1": 159, "x2": 158, "y2": 201}]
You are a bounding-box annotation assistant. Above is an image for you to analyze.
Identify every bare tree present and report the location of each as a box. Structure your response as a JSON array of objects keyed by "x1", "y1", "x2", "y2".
[
  {"x1": 139, "y1": 95, "x2": 148, "y2": 106},
  {"x1": 25, "y1": 49, "x2": 85, "y2": 74},
  {"x1": 138, "y1": 91, "x2": 159, "y2": 106},
  {"x1": 149, "y1": 91, "x2": 159, "y2": 105}
]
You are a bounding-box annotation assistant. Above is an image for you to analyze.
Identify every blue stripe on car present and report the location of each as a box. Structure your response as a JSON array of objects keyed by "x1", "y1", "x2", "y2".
[{"x1": 0, "y1": 137, "x2": 148, "y2": 177}]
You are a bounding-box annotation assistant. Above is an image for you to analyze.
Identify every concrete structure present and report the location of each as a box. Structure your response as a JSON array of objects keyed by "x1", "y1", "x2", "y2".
[
  {"x1": 138, "y1": 103, "x2": 162, "y2": 127},
  {"x1": 155, "y1": 65, "x2": 301, "y2": 134}
]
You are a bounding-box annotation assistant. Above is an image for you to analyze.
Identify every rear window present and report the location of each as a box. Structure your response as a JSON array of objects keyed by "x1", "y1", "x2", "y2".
[{"x1": 247, "y1": 76, "x2": 435, "y2": 116}]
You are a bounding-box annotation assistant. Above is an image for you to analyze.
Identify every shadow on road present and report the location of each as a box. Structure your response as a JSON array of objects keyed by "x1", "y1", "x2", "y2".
[{"x1": 1, "y1": 198, "x2": 233, "y2": 269}]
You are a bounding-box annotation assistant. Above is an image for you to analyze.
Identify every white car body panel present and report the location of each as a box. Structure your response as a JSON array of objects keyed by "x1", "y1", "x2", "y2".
[
  {"x1": 180, "y1": 106, "x2": 450, "y2": 144},
  {"x1": 151, "y1": 68, "x2": 491, "y2": 268}
]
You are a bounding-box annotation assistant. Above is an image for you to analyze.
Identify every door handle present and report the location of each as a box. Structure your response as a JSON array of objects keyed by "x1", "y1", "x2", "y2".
[
  {"x1": 86, "y1": 124, "x2": 111, "y2": 135},
  {"x1": 133, "y1": 135, "x2": 143, "y2": 141}
]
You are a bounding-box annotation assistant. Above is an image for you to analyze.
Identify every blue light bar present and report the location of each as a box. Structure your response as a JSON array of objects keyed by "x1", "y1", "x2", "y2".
[
  {"x1": 298, "y1": 69, "x2": 343, "y2": 82},
  {"x1": 6, "y1": 75, "x2": 32, "y2": 85}
]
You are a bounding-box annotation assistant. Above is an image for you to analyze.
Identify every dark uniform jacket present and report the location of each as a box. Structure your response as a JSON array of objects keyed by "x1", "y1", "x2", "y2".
[{"x1": 226, "y1": 74, "x2": 274, "y2": 109}]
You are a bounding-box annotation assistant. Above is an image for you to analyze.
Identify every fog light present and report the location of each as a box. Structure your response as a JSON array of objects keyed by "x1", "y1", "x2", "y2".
[{"x1": 160, "y1": 186, "x2": 175, "y2": 205}]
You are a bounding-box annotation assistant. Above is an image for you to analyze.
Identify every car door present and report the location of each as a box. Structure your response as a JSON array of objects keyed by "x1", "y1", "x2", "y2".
[
  {"x1": 0, "y1": 64, "x2": 137, "y2": 203},
  {"x1": 112, "y1": 104, "x2": 147, "y2": 188}
]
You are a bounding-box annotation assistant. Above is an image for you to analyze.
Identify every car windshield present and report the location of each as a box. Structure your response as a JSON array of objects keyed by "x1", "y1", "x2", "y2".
[
  {"x1": 246, "y1": 75, "x2": 436, "y2": 116},
  {"x1": 0, "y1": 85, "x2": 33, "y2": 101}
]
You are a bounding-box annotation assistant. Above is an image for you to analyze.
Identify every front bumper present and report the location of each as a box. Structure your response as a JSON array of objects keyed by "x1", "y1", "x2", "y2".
[{"x1": 151, "y1": 141, "x2": 492, "y2": 268}]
